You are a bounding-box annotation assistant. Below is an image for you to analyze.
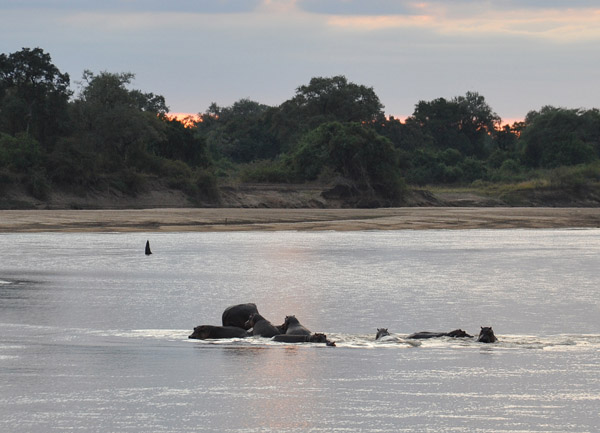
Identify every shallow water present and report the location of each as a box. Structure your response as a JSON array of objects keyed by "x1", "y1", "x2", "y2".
[{"x1": 1, "y1": 229, "x2": 599, "y2": 432}]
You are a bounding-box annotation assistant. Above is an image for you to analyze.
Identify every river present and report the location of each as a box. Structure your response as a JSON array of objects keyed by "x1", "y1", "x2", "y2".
[{"x1": 1, "y1": 229, "x2": 599, "y2": 432}]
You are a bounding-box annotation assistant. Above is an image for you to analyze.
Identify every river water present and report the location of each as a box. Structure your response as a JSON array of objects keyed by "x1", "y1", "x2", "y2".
[{"x1": 1, "y1": 229, "x2": 599, "y2": 432}]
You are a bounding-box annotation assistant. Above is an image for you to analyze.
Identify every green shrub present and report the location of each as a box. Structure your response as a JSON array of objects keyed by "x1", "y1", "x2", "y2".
[
  {"x1": 157, "y1": 158, "x2": 192, "y2": 179},
  {"x1": 500, "y1": 159, "x2": 521, "y2": 173},
  {"x1": 0, "y1": 133, "x2": 43, "y2": 171},
  {"x1": 442, "y1": 165, "x2": 463, "y2": 183},
  {"x1": 47, "y1": 137, "x2": 99, "y2": 187},
  {"x1": 440, "y1": 148, "x2": 463, "y2": 166},
  {"x1": 459, "y1": 157, "x2": 487, "y2": 182},
  {"x1": 194, "y1": 169, "x2": 219, "y2": 201},
  {"x1": 110, "y1": 170, "x2": 145, "y2": 195},
  {"x1": 239, "y1": 160, "x2": 292, "y2": 183},
  {"x1": 25, "y1": 170, "x2": 50, "y2": 200}
]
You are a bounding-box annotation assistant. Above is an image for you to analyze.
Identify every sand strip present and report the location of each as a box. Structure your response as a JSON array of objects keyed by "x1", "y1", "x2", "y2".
[{"x1": 1, "y1": 208, "x2": 599, "y2": 232}]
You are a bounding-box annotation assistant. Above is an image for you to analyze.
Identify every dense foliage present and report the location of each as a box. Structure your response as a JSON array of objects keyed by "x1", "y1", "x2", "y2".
[{"x1": 2, "y1": 47, "x2": 600, "y2": 206}]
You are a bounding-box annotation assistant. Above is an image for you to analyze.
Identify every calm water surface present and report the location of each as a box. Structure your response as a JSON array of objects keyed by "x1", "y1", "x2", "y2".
[{"x1": 1, "y1": 229, "x2": 599, "y2": 432}]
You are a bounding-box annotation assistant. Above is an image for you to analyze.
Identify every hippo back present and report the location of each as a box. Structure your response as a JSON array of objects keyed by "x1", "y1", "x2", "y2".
[
  {"x1": 407, "y1": 331, "x2": 446, "y2": 339},
  {"x1": 272, "y1": 334, "x2": 310, "y2": 343},
  {"x1": 222, "y1": 303, "x2": 258, "y2": 330},
  {"x1": 272, "y1": 332, "x2": 334, "y2": 346},
  {"x1": 246, "y1": 313, "x2": 281, "y2": 338},
  {"x1": 446, "y1": 329, "x2": 473, "y2": 338},
  {"x1": 189, "y1": 325, "x2": 249, "y2": 340},
  {"x1": 408, "y1": 329, "x2": 473, "y2": 339},
  {"x1": 284, "y1": 315, "x2": 311, "y2": 336}
]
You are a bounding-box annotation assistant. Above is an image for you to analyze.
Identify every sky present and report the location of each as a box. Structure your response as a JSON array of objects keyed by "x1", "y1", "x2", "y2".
[{"x1": 1, "y1": 0, "x2": 599, "y2": 123}]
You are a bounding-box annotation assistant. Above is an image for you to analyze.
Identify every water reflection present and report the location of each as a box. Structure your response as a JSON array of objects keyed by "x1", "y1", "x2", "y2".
[{"x1": 188, "y1": 342, "x2": 329, "y2": 431}]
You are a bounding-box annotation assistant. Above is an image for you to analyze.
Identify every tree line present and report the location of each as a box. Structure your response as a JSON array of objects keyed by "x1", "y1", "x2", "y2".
[{"x1": 2, "y1": 47, "x2": 600, "y2": 205}]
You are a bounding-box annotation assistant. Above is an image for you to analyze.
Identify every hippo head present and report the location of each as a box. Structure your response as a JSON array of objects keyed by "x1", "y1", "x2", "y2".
[
  {"x1": 446, "y1": 329, "x2": 473, "y2": 338},
  {"x1": 477, "y1": 326, "x2": 498, "y2": 343},
  {"x1": 309, "y1": 333, "x2": 328, "y2": 343},
  {"x1": 376, "y1": 328, "x2": 390, "y2": 340},
  {"x1": 309, "y1": 333, "x2": 336, "y2": 346},
  {"x1": 275, "y1": 321, "x2": 287, "y2": 334},
  {"x1": 284, "y1": 315, "x2": 300, "y2": 327},
  {"x1": 244, "y1": 313, "x2": 258, "y2": 329},
  {"x1": 188, "y1": 325, "x2": 211, "y2": 339},
  {"x1": 245, "y1": 312, "x2": 268, "y2": 328}
]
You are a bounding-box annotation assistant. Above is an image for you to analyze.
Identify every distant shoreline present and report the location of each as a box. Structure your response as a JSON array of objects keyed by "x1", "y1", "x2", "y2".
[{"x1": 1, "y1": 207, "x2": 599, "y2": 232}]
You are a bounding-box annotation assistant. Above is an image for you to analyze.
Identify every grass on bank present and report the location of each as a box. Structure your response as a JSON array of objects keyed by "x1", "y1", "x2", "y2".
[{"x1": 426, "y1": 161, "x2": 600, "y2": 205}]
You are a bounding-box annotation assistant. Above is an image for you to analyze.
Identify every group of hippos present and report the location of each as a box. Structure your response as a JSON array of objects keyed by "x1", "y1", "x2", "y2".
[
  {"x1": 189, "y1": 303, "x2": 337, "y2": 346},
  {"x1": 377, "y1": 326, "x2": 497, "y2": 343},
  {"x1": 188, "y1": 303, "x2": 498, "y2": 346}
]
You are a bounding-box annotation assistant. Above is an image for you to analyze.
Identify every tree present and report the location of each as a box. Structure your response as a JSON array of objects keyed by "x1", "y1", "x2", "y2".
[
  {"x1": 69, "y1": 70, "x2": 167, "y2": 170},
  {"x1": 291, "y1": 75, "x2": 384, "y2": 125},
  {"x1": 197, "y1": 98, "x2": 279, "y2": 163},
  {"x1": 272, "y1": 76, "x2": 385, "y2": 150},
  {"x1": 150, "y1": 117, "x2": 211, "y2": 168},
  {"x1": 409, "y1": 91, "x2": 500, "y2": 158},
  {"x1": 0, "y1": 47, "x2": 71, "y2": 148},
  {"x1": 291, "y1": 121, "x2": 404, "y2": 200},
  {"x1": 411, "y1": 97, "x2": 464, "y2": 149},
  {"x1": 453, "y1": 91, "x2": 501, "y2": 144},
  {"x1": 521, "y1": 106, "x2": 599, "y2": 167}
]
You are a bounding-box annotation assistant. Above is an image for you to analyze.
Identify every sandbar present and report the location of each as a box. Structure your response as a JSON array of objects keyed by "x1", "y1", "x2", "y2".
[{"x1": 1, "y1": 207, "x2": 599, "y2": 232}]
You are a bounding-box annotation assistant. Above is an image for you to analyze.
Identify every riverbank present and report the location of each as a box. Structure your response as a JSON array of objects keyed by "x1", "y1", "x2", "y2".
[{"x1": 1, "y1": 207, "x2": 599, "y2": 232}]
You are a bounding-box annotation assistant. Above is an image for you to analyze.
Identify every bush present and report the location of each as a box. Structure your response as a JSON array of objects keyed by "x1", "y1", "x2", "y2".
[
  {"x1": 157, "y1": 158, "x2": 192, "y2": 180},
  {"x1": 548, "y1": 163, "x2": 600, "y2": 189},
  {"x1": 47, "y1": 137, "x2": 98, "y2": 188},
  {"x1": 500, "y1": 159, "x2": 521, "y2": 174},
  {"x1": 442, "y1": 165, "x2": 463, "y2": 183},
  {"x1": 440, "y1": 148, "x2": 463, "y2": 166},
  {"x1": 459, "y1": 157, "x2": 487, "y2": 182},
  {"x1": 540, "y1": 137, "x2": 596, "y2": 168},
  {"x1": 109, "y1": 170, "x2": 145, "y2": 195},
  {"x1": 239, "y1": 160, "x2": 293, "y2": 183},
  {"x1": 25, "y1": 170, "x2": 50, "y2": 200},
  {"x1": 0, "y1": 133, "x2": 43, "y2": 171},
  {"x1": 194, "y1": 169, "x2": 219, "y2": 201}
]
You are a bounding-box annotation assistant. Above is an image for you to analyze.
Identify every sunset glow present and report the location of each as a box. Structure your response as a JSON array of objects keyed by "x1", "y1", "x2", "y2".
[
  {"x1": 325, "y1": 5, "x2": 600, "y2": 41},
  {"x1": 167, "y1": 113, "x2": 201, "y2": 127}
]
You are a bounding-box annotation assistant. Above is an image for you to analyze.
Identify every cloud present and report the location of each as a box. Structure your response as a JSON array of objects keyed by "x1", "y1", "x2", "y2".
[
  {"x1": 296, "y1": 0, "x2": 416, "y2": 16},
  {"x1": 492, "y1": 0, "x2": 600, "y2": 10},
  {"x1": 295, "y1": 0, "x2": 600, "y2": 16},
  {"x1": 0, "y1": 0, "x2": 262, "y2": 13},
  {"x1": 317, "y1": 1, "x2": 600, "y2": 42}
]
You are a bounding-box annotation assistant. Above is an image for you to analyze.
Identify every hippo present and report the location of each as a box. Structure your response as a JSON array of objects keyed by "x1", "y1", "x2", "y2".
[
  {"x1": 376, "y1": 328, "x2": 390, "y2": 340},
  {"x1": 272, "y1": 333, "x2": 336, "y2": 346},
  {"x1": 284, "y1": 315, "x2": 311, "y2": 336},
  {"x1": 222, "y1": 303, "x2": 259, "y2": 330},
  {"x1": 407, "y1": 329, "x2": 473, "y2": 339},
  {"x1": 189, "y1": 325, "x2": 249, "y2": 340},
  {"x1": 477, "y1": 326, "x2": 497, "y2": 343},
  {"x1": 245, "y1": 313, "x2": 282, "y2": 338}
]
